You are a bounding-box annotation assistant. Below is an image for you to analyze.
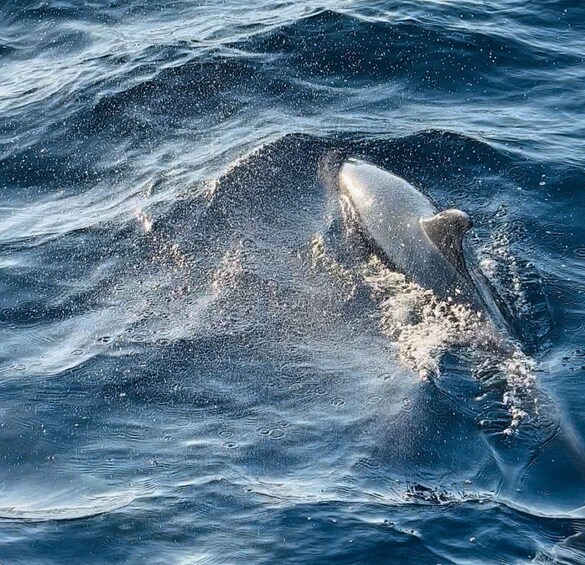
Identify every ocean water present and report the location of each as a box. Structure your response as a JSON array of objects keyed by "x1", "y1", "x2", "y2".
[{"x1": 1, "y1": 0, "x2": 585, "y2": 563}]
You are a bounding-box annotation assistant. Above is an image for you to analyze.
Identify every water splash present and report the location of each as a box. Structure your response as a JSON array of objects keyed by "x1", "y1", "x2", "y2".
[
  {"x1": 310, "y1": 234, "x2": 357, "y2": 300},
  {"x1": 312, "y1": 233, "x2": 539, "y2": 433}
]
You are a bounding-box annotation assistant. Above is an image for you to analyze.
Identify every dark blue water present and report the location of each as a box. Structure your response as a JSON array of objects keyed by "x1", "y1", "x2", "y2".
[{"x1": 1, "y1": 1, "x2": 585, "y2": 563}]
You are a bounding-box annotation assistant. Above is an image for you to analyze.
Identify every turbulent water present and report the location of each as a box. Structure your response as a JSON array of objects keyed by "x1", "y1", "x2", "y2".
[{"x1": 1, "y1": 1, "x2": 585, "y2": 563}]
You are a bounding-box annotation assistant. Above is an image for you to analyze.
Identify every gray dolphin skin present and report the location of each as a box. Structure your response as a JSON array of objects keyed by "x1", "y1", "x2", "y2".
[{"x1": 338, "y1": 158, "x2": 510, "y2": 331}]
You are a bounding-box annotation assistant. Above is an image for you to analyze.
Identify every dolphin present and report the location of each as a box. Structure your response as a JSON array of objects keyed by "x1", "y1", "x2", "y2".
[
  {"x1": 333, "y1": 157, "x2": 585, "y2": 513},
  {"x1": 337, "y1": 157, "x2": 512, "y2": 333}
]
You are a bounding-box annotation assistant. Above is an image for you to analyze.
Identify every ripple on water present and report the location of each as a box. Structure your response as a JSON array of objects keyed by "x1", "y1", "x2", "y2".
[{"x1": 0, "y1": 490, "x2": 135, "y2": 523}]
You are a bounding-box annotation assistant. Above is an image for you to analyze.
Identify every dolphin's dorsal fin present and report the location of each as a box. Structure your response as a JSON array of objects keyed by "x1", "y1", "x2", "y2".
[{"x1": 421, "y1": 209, "x2": 472, "y2": 274}]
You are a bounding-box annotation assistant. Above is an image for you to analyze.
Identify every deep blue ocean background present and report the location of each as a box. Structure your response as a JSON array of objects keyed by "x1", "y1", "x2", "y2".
[{"x1": 1, "y1": 1, "x2": 585, "y2": 563}]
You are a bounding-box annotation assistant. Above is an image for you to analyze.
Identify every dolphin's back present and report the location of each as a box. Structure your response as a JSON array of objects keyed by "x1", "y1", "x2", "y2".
[{"x1": 338, "y1": 159, "x2": 490, "y2": 315}]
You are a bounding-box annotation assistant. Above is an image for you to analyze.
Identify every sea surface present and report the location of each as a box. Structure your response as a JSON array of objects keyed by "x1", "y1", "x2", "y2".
[{"x1": 1, "y1": 1, "x2": 584, "y2": 563}]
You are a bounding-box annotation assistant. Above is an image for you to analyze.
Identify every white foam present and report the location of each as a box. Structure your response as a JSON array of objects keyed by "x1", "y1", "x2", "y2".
[
  {"x1": 312, "y1": 235, "x2": 539, "y2": 433},
  {"x1": 482, "y1": 227, "x2": 531, "y2": 318}
]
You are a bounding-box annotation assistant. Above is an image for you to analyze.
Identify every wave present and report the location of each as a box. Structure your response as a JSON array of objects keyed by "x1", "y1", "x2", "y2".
[{"x1": 0, "y1": 490, "x2": 134, "y2": 523}]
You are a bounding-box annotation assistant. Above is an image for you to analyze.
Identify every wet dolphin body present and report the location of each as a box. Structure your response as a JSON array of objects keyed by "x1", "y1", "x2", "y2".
[{"x1": 338, "y1": 158, "x2": 511, "y2": 332}]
